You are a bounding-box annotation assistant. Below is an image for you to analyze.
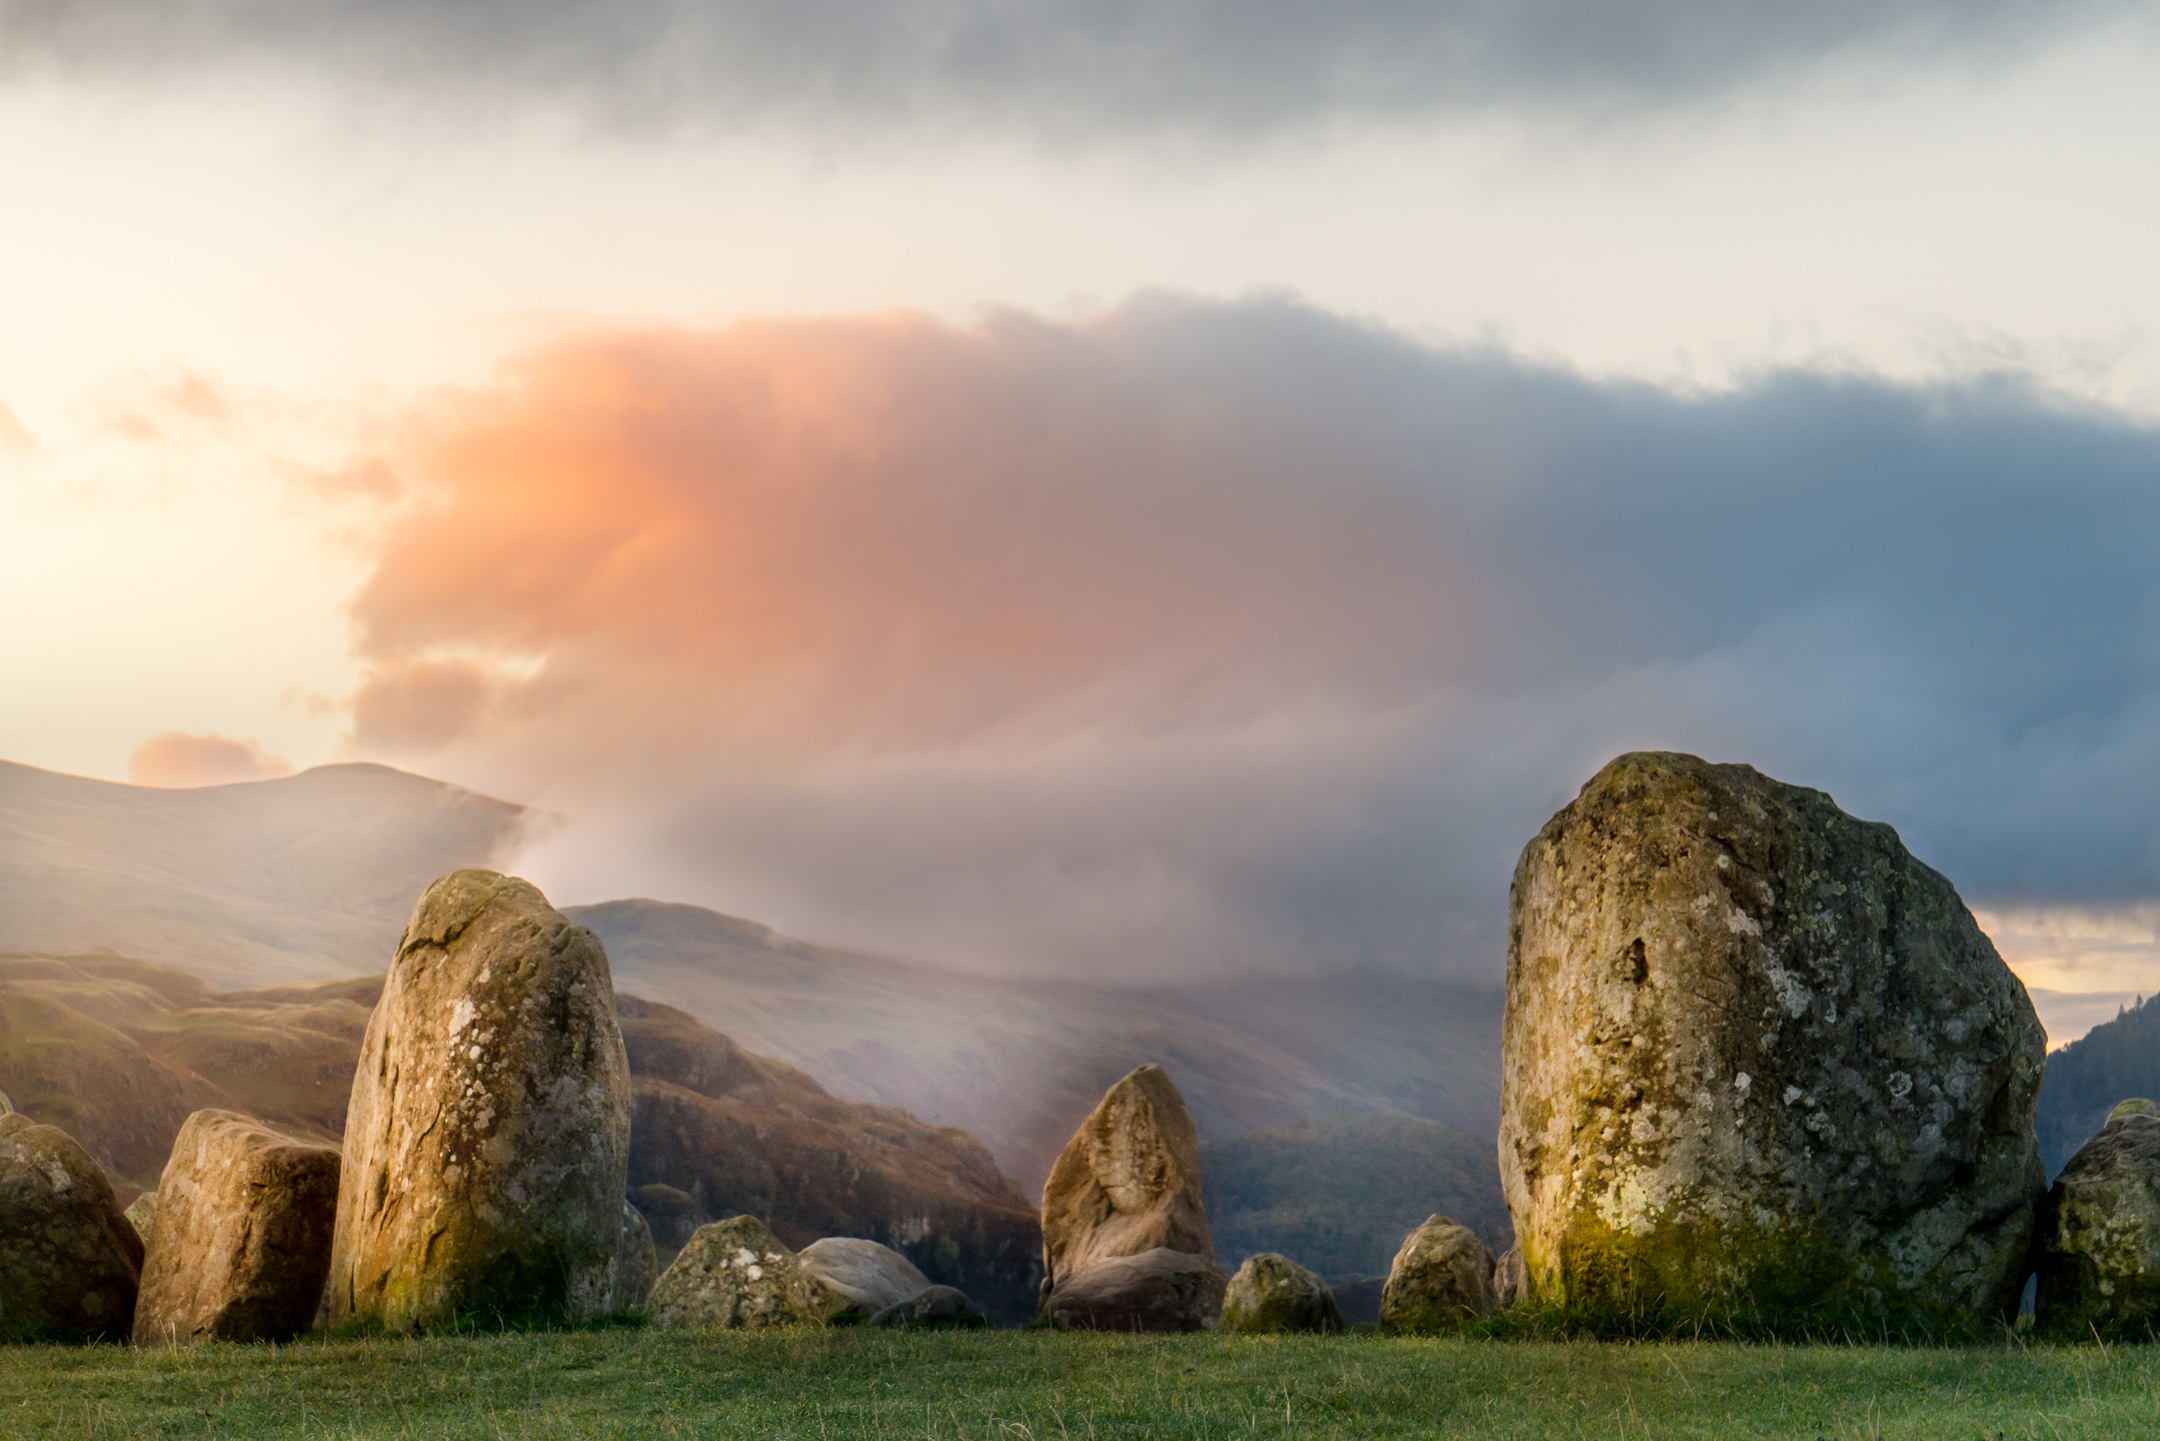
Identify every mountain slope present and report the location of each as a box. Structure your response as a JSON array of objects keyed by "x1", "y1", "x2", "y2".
[
  {"x1": 2036, "y1": 995, "x2": 2160, "y2": 1176},
  {"x1": 0, "y1": 761, "x2": 526, "y2": 987},
  {"x1": 575, "y1": 897, "x2": 1503, "y2": 1194}
]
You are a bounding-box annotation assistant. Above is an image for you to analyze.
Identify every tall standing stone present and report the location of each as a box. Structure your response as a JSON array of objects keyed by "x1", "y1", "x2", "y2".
[
  {"x1": 132, "y1": 1110, "x2": 340, "y2": 1345},
  {"x1": 0, "y1": 1112, "x2": 143, "y2": 1342},
  {"x1": 319, "y1": 870, "x2": 633, "y2": 1331},
  {"x1": 1501, "y1": 753, "x2": 2045, "y2": 1328},
  {"x1": 1038, "y1": 1063, "x2": 1225, "y2": 1331}
]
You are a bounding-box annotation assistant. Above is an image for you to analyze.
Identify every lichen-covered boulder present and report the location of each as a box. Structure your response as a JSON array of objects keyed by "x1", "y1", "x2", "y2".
[
  {"x1": 319, "y1": 870, "x2": 633, "y2": 1332},
  {"x1": 1220, "y1": 1253, "x2": 1342, "y2": 1334},
  {"x1": 2035, "y1": 1104, "x2": 2160, "y2": 1338},
  {"x1": 124, "y1": 1190, "x2": 160, "y2": 1248},
  {"x1": 132, "y1": 1110, "x2": 340, "y2": 1345},
  {"x1": 0, "y1": 1111, "x2": 143, "y2": 1342},
  {"x1": 1492, "y1": 1244, "x2": 1527, "y2": 1308},
  {"x1": 871, "y1": 1284, "x2": 987, "y2": 1328},
  {"x1": 1043, "y1": 1246, "x2": 1227, "y2": 1331},
  {"x1": 1039, "y1": 1064, "x2": 1223, "y2": 1330},
  {"x1": 1501, "y1": 752, "x2": 2047, "y2": 1329},
  {"x1": 1380, "y1": 1216, "x2": 1497, "y2": 1332},
  {"x1": 613, "y1": 1201, "x2": 659, "y2": 1312},
  {"x1": 649, "y1": 1215, "x2": 843, "y2": 1328},
  {"x1": 799, "y1": 1237, "x2": 933, "y2": 1321}
]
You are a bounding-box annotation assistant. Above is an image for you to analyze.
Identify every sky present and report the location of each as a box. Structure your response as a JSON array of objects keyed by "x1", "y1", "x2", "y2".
[{"x1": 4, "y1": 0, "x2": 2160, "y2": 1039}]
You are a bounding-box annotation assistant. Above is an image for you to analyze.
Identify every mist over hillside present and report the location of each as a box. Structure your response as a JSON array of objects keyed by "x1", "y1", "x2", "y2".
[{"x1": 0, "y1": 760, "x2": 526, "y2": 987}]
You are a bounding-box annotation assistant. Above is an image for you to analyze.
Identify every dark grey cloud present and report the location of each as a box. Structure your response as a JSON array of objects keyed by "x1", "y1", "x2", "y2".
[
  {"x1": 348, "y1": 298, "x2": 2160, "y2": 984},
  {"x1": 0, "y1": 0, "x2": 2132, "y2": 134}
]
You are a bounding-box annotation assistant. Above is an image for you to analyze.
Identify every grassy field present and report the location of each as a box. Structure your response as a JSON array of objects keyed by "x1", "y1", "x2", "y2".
[{"x1": 5, "y1": 1328, "x2": 2155, "y2": 1441}]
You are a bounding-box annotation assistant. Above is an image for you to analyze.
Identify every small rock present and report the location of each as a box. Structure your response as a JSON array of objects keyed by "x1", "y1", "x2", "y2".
[
  {"x1": 132, "y1": 1110, "x2": 340, "y2": 1345},
  {"x1": 2035, "y1": 1105, "x2": 2160, "y2": 1338},
  {"x1": 124, "y1": 1190, "x2": 160, "y2": 1248},
  {"x1": 0, "y1": 1112, "x2": 143, "y2": 1342},
  {"x1": 871, "y1": 1285, "x2": 986, "y2": 1328},
  {"x1": 614, "y1": 1201, "x2": 659, "y2": 1312},
  {"x1": 1491, "y1": 1244, "x2": 1527, "y2": 1309},
  {"x1": 1039, "y1": 1064, "x2": 1224, "y2": 1330},
  {"x1": 320, "y1": 871, "x2": 634, "y2": 1332},
  {"x1": 1220, "y1": 1253, "x2": 1342, "y2": 1334},
  {"x1": 1381, "y1": 1215, "x2": 1496, "y2": 1333},
  {"x1": 1044, "y1": 1247, "x2": 1226, "y2": 1333},
  {"x1": 648, "y1": 1215, "x2": 843, "y2": 1329},
  {"x1": 799, "y1": 1237, "x2": 934, "y2": 1321}
]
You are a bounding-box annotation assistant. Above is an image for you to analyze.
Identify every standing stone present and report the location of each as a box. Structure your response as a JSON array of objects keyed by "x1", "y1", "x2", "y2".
[
  {"x1": 1039, "y1": 1063, "x2": 1223, "y2": 1331},
  {"x1": 0, "y1": 1112, "x2": 143, "y2": 1342},
  {"x1": 799, "y1": 1237, "x2": 935, "y2": 1320},
  {"x1": 132, "y1": 1110, "x2": 340, "y2": 1345},
  {"x1": 125, "y1": 1191, "x2": 160, "y2": 1248},
  {"x1": 613, "y1": 1201, "x2": 659, "y2": 1311},
  {"x1": 1221, "y1": 1253, "x2": 1343, "y2": 1334},
  {"x1": 1492, "y1": 1244, "x2": 1527, "y2": 1308},
  {"x1": 1380, "y1": 1216, "x2": 1497, "y2": 1332},
  {"x1": 319, "y1": 870, "x2": 633, "y2": 1332},
  {"x1": 648, "y1": 1215, "x2": 844, "y2": 1328},
  {"x1": 2035, "y1": 1102, "x2": 2160, "y2": 1338},
  {"x1": 1502, "y1": 753, "x2": 2047, "y2": 1328}
]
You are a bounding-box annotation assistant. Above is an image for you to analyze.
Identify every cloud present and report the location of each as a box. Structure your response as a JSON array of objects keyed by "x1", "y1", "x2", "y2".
[
  {"x1": 343, "y1": 298, "x2": 2160, "y2": 984},
  {"x1": 0, "y1": 0, "x2": 2129, "y2": 135},
  {"x1": 128, "y1": 731, "x2": 296, "y2": 787}
]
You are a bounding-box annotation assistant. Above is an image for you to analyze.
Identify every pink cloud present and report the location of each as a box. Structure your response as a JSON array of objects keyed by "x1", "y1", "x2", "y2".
[{"x1": 128, "y1": 732, "x2": 296, "y2": 788}]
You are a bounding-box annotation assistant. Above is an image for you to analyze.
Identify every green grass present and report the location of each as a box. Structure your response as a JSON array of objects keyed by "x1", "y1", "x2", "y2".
[{"x1": 6, "y1": 1329, "x2": 2157, "y2": 1440}]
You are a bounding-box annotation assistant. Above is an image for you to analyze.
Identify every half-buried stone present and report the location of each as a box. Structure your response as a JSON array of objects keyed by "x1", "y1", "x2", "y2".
[
  {"x1": 2035, "y1": 1100, "x2": 2160, "y2": 1339},
  {"x1": 319, "y1": 870, "x2": 634, "y2": 1332},
  {"x1": 798, "y1": 1236, "x2": 936, "y2": 1321},
  {"x1": 1380, "y1": 1215, "x2": 1497, "y2": 1332},
  {"x1": 1501, "y1": 752, "x2": 2047, "y2": 1330},
  {"x1": 1038, "y1": 1063, "x2": 1226, "y2": 1331},
  {"x1": 1220, "y1": 1253, "x2": 1343, "y2": 1334},
  {"x1": 0, "y1": 1111, "x2": 143, "y2": 1342},
  {"x1": 871, "y1": 1284, "x2": 986, "y2": 1328},
  {"x1": 649, "y1": 1214, "x2": 844, "y2": 1328},
  {"x1": 133, "y1": 1110, "x2": 341, "y2": 1345}
]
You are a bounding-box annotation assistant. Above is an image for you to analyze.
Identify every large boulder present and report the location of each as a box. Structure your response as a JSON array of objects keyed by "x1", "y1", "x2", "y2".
[
  {"x1": 1380, "y1": 1215, "x2": 1497, "y2": 1332},
  {"x1": 1039, "y1": 1063, "x2": 1223, "y2": 1330},
  {"x1": 1220, "y1": 1253, "x2": 1343, "y2": 1334},
  {"x1": 132, "y1": 1110, "x2": 340, "y2": 1345},
  {"x1": 1501, "y1": 753, "x2": 2047, "y2": 1329},
  {"x1": 2034, "y1": 1102, "x2": 2160, "y2": 1338},
  {"x1": 318, "y1": 870, "x2": 633, "y2": 1332},
  {"x1": 798, "y1": 1237, "x2": 935, "y2": 1321},
  {"x1": 648, "y1": 1215, "x2": 843, "y2": 1329},
  {"x1": 1043, "y1": 1247, "x2": 1227, "y2": 1331},
  {"x1": 0, "y1": 1111, "x2": 143, "y2": 1342}
]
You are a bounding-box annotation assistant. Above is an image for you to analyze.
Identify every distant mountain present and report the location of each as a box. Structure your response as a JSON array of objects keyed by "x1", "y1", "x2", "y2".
[
  {"x1": 1200, "y1": 1113, "x2": 1510, "y2": 1288},
  {"x1": 2036, "y1": 995, "x2": 2160, "y2": 1176},
  {"x1": 574, "y1": 897, "x2": 1503, "y2": 1195},
  {"x1": 0, "y1": 760, "x2": 526, "y2": 988}
]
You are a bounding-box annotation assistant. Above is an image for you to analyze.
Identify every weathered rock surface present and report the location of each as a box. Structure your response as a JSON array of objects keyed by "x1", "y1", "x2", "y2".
[
  {"x1": 0, "y1": 1111, "x2": 143, "y2": 1341},
  {"x1": 614, "y1": 1201, "x2": 659, "y2": 1312},
  {"x1": 2035, "y1": 1103, "x2": 2160, "y2": 1338},
  {"x1": 648, "y1": 1215, "x2": 843, "y2": 1329},
  {"x1": 798, "y1": 1237, "x2": 934, "y2": 1320},
  {"x1": 620, "y1": 995, "x2": 1042, "y2": 1322},
  {"x1": 1501, "y1": 752, "x2": 2047, "y2": 1328},
  {"x1": 872, "y1": 1284, "x2": 986, "y2": 1328},
  {"x1": 1039, "y1": 1064, "x2": 1223, "y2": 1329},
  {"x1": 1220, "y1": 1253, "x2": 1342, "y2": 1334},
  {"x1": 1380, "y1": 1215, "x2": 1497, "y2": 1331},
  {"x1": 1042, "y1": 1247, "x2": 1227, "y2": 1332},
  {"x1": 132, "y1": 1110, "x2": 340, "y2": 1345},
  {"x1": 319, "y1": 870, "x2": 633, "y2": 1332},
  {"x1": 125, "y1": 1190, "x2": 160, "y2": 1247},
  {"x1": 1492, "y1": 1244, "x2": 1526, "y2": 1308}
]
